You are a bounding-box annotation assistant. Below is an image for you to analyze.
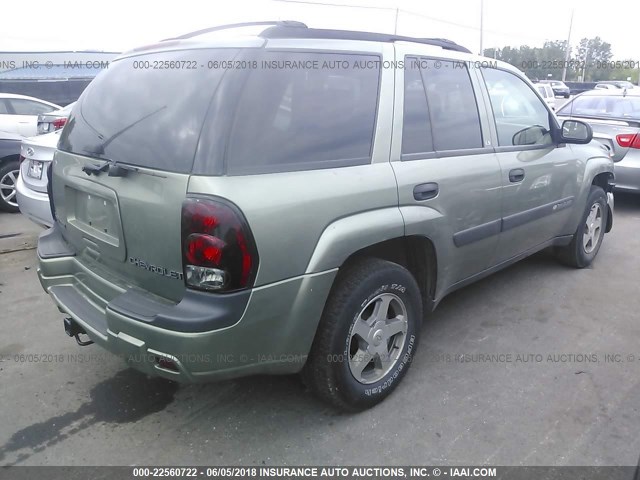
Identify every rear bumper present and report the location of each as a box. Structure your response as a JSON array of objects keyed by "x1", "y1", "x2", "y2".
[
  {"x1": 614, "y1": 155, "x2": 640, "y2": 192},
  {"x1": 37, "y1": 226, "x2": 336, "y2": 382},
  {"x1": 16, "y1": 174, "x2": 53, "y2": 228}
]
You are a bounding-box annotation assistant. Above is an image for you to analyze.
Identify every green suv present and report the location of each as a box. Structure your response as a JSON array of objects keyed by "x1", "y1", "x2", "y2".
[{"x1": 37, "y1": 22, "x2": 615, "y2": 411}]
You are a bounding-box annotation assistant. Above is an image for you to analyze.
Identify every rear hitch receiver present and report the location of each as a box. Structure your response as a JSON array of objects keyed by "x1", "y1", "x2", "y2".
[{"x1": 63, "y1": 318, "x2": 94, "y2": 346}]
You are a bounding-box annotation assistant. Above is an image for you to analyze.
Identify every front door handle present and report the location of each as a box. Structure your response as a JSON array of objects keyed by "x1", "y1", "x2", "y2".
[
  {"x1": 413, "y1": 182, "x2": 439, "y2": 201},
  {"x1": 509, "y1": 168, "x2": 525, "y2": 183}
]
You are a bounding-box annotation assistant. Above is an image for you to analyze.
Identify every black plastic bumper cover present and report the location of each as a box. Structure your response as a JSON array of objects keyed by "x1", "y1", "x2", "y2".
[{"x1": 39, "y1": 224, "x2": 251, "y2": 333}]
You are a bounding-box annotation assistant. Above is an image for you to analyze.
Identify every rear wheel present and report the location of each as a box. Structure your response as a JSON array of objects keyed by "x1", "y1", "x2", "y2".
[
  {"x1": 303, "y1": 258, "x2": 422, "y2": 411},
  {"x1": 555, "y1": 186, "x2": 607, "y2": 268},
  {"x1": 0, "y1": 160, "x2": 20, "y2": 213}
]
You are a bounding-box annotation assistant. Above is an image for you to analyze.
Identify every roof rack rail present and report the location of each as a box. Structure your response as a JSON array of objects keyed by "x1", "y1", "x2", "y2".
[
  {"x1": 260, "y1": 26, "x2": 471, "y2": 53},
  {"x1": 168, "y1": 21, "x2": 308, "y2": 40}
]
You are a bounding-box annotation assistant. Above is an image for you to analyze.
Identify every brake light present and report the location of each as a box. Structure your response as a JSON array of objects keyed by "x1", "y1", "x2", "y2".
[
  {"x1": 616, "y1": 133, "x2": 640, "y2": 148},
  {"x1": 181, "y1": 198, "x2": 258, "y2": 292},
  {"x1": 52, "y1": 118, "x2": 67, "y2": 130},
  {"x1": 631, "y1": 134, "x2": 640, "y2": 149}
]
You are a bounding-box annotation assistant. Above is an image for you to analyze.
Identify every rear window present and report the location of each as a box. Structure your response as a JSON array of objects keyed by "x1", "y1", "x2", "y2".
[
  {"x1": 559, "y1": 95, "x2": 640, "y2": 120},
  {"x1": 60, "y1": 49, "x2": 381, "y2": 176},
  {"x1": 59, "y1": 49, "x2": 239, "y2": 173},
  {"x1": 225, "y1": 51, "x2": 381, "y2": 175}
]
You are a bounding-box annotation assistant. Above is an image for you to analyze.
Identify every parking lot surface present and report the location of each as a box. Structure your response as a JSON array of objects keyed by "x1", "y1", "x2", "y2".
[{"x1": 1, "y1": 193, "x2": 640, "y2": 466}]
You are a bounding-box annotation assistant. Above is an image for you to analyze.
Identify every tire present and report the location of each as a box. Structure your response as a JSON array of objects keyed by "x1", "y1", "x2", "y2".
[
  {"x1": 564, "y1": 93, "x2": 570, "y2": 99},
  {"x1": 303, "y1": 258, "x2": 422, "y2": 411},
  {"x1": 555, "y1": 186, "x2": 608, "y2": 268},
  {"x1": 0, "y1": 160, "x2": 20, "y2": 213}
]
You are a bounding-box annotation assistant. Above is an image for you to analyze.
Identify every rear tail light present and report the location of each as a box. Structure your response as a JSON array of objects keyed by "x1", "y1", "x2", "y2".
[
  {"x1": 52, "y1": 118, "x2": 67, "y2": 130},
  {"x1": 616, "y1": 133, "x2": 640, "y2": 149},
  {"x1": 181, "y1": 197, "x2": 258, "y2": 292}
]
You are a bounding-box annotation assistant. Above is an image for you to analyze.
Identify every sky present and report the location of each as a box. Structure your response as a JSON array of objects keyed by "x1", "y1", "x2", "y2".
[{"x1": 1, "y1": 0, "x2": 638, "y2": 59}]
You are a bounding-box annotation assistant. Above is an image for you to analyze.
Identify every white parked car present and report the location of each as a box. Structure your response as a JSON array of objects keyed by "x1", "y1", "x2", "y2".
[
  {"x1": 535, "y1": 83, "x2": 556, "y2": 110},
  {"x1": 0, "y1": 93, "x2": 61, "y2": 137},
  {"x1": 16, "y1": 130, "x2": 60, "y2": 227},
  {"x1": 594, "y1": 83, "x2": 619, "y2": 90}
]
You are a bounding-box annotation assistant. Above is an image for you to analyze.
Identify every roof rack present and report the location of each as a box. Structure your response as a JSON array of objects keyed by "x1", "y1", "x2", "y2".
[
  {"x1": 260, "y1": 26, "x2": 471, "y2": 53},
  {"x1": 167, "y1": 21, "x2": 308, "y2": 40},
  {"x1": 166, "y1": 21, "x2": 470, "y2": 54}
]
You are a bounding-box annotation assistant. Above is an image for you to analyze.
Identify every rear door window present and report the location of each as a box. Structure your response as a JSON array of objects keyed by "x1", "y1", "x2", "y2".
[
  {"x1": 422, "y1": 59, "x2": 483, "y2": 151},
  {"x1": 59, "y1": 49, "x2": 239, "y2": 173},
  {"x1": 8, "y1": 99, "x2": 54, "y2": 115},
  {"x1": 402, "y1": 57, "x2": 434, "y2": 155},
  {"x1": 225, "y1": 51, "x2": 381, "y2": 175}
]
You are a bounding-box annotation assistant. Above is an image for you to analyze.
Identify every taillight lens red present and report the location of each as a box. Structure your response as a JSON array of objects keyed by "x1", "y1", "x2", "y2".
[
  {"x1": 617, "y1": 133, "x2": 640, "y2": 149},
  {"x1": 181, "y1": 198, "x2": 258, "y2": 292},
  {"x1": 52, "y1": 118, "x2": 67, "y2": 130}
]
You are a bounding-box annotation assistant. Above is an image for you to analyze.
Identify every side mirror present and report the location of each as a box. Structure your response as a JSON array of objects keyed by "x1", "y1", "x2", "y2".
[
  {"x1": 512, "y1": 125, "x2": 549, "y2": 146},
  {"x1": 560, "y1": 119, "x2": 592, "y2": 144}
]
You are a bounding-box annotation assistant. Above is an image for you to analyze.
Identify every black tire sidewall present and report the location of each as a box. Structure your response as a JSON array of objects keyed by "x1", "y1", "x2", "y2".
[
  {"x1": 329, "y1": 266, "x2": 421, "y2": 409},
  {"x1": 575, "y1": 187, "x2": 607, "y2": 266}
]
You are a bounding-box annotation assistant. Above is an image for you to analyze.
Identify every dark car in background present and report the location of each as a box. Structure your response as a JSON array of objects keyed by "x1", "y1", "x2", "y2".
[
  {"x1": 558, "y1": 89, "x2": 640, "y2": 192},
  {"x1": 540, "y1": 80, "x2": 571, "y2": 98},
  {"x1": 0, "y1": 130, "x2": 23, "y2": 212}
]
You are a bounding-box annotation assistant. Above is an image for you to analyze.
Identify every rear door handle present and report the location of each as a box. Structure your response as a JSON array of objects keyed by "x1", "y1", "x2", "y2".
[
  {"x1": 413, "y1": 182, "x2": 439, "y2": 201},
  {"x1": 509, "y1": 168, "x2": 525, "y2": 183}
]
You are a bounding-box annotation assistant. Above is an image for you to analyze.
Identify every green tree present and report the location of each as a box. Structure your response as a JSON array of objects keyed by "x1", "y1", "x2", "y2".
[{"x1": 573, "y1": 37, "x2": 613, "y2": 81}]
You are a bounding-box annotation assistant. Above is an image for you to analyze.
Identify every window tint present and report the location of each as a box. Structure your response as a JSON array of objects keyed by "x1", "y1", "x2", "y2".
[
  {"x1": 59, "y1": 49, "x2": 238, "y2": 173},
  {"x1": 482, "y1": 68, "x2": 552, "y2": 147},
  {"x1": 9, "y1": 99, "x2": 54, "y2": 115},
  {"x1": 402, "y1": 58, "x2": 433, "y2": 155},
  {"x1": 226, "y1": 52, "x2": 380, "y2": 174},
  {"x1": 421, "y1": 59, "x2": 483, "y2": 151},
  {"x1": 559, "y1": 95, "x2": 640, "y2": 121},
  {"x1": 0, "y1": 99, "x2": 9, "y2": 114}
]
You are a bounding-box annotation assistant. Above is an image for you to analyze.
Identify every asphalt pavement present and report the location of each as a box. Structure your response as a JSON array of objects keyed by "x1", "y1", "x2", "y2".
[{"x1": 1, "y1": 193, "x2": 640, "y2": 466}]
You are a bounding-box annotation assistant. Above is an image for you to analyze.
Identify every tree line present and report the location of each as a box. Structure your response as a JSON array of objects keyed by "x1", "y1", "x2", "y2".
[{"x1": 483, "y1": 37, "x2": 639, "y2": 83}]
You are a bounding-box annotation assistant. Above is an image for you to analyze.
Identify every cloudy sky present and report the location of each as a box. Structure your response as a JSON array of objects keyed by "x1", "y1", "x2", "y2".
[{"x1": 1, "y1": 0, "x2": 638, "y2": 59}]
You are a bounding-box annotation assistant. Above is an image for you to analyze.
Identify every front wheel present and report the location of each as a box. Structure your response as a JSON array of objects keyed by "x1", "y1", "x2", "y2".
[
  {"x1": 555, "y1": 186, "x2": 608, "y2": 268},
  {"x1": 303, "y1": 258, "x2": 422, "y2": 411}
]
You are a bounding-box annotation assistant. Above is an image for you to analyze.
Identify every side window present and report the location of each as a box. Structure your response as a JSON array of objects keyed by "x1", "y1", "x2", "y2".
[
  {"x1": 482, "y1": 68, "x2": 552, "y2": 147},
  {"x1": 536, "y1": 86, "x2": 547, "y2": 98},
  {"x1": 421, "y1": 59, "x2": 483, "y2": 151},
  {"x1": 9, "y1": 99, "x2": 55, "y2": 115},
  {"x1": 226, "y1": 52, "x2": 381, "y2": 174},
  {"x1": 0, "y1": 99, "x2": 10, "y2": 114},
  {"x1": 402, "y1": 57, "x2": 433, "y2": 155}
]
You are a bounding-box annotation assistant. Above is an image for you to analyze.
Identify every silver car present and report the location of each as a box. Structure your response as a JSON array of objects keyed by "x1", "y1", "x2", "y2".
[
  {"x1": 558, "y1": 89, "x2": 640, "y2": 192},
  {"x1": 37, "y1": 102, "x2": 75, "y2": 135},
  {"x1": 16, "y1": 130, "x2": 59, "y2": 227}
]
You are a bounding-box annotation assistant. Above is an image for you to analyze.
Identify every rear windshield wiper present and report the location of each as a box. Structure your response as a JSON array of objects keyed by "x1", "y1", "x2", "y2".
[{"x1": 82, "y1": 158, "x2": 136, "y2": 177}]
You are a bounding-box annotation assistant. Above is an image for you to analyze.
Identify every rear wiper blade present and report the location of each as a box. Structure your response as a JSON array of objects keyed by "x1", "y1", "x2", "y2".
[
  {"x1": 82, "y1": 160, "x2": 110, "y2": 176},
  {"x1": 81, "y1": 159, "x2": 165, "y2": 178},
  {"x1": 82, "y1": 158, "x2": 130, "y2": 177}
]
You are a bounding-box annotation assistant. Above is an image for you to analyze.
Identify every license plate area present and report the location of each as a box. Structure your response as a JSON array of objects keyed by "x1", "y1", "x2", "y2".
[
  {"x1": 62, "y1": 180, "x2": 125, "y2": 261},
  {"x1": 71, "y1": 190, "x2": 119, "y2": 243},
  {"x1": 27, "y1": 160, "x2": 44, "y2": 179}
]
